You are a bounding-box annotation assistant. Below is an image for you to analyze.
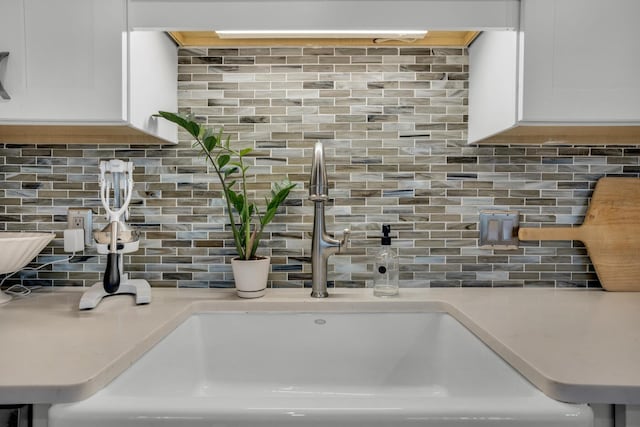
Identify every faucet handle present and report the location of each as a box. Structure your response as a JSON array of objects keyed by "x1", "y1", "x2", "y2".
[{"x1": 340, "y1": 228, "x2": 351, "y2": 248}]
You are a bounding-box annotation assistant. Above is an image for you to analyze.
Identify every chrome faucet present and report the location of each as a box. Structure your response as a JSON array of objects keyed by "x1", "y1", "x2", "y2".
[{"x1": 309, "y1": 142, "x2": 350, "y2": 298}]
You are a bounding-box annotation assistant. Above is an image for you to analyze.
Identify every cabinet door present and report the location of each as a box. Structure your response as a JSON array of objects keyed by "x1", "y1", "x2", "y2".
[
  {"x1": 0, "y1": 0, "x2": 126, "y2": 122},
  {"x1": 0, "y1": 0, "x2": 26, "y2": 106},
  {"x1": 129, "y1": 31, "x2": 178, "y2": 143},
  {"x1": 521, "y1": 0, "x2": 640, "y2": 122},
  {"x1": 467, "y1": 31, "x2": 518, "y2": 143}
]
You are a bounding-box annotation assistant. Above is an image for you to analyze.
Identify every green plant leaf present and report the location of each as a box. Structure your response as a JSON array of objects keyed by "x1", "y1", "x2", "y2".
[
  {"x1": 203, "y1": 135, "x2": 219, "y2": 152},
  {"x1": 260, "y1": 208, "x2": 276, "y2": 228},
  {"x1": 269, "y1": 182, "x2": 296, "y2": 209},
  {"x1": 157, "y1": 111, "x2": 185, "y2": 127},
  {"x1": 262, "y1": 182, "x2": 296, "y2": 226},
  {"x1": 240, "y1": 147, "x2": 253, "y2": 157},
  {"x1": 223, "y1": 167, "x2": 239, "y2": 178},
  {"x1": 228, "y1": 189, "x2": 244, "y2": 214},
  {"x1": 157, "y1": 111, "x2": 201, "y2": 139},
  {"x1": 218, "y1": 154, "x2": 230, "y2": 168},
  {"x1": 229, "y1": 162, "x2": 250, "y2": 175},
  {"x1": 185, "y1": 121, "x2": 200, "y2": 138}
]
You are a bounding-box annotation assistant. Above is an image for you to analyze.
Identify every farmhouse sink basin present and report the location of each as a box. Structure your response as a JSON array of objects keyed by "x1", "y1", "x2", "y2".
[{"x1": 49, "y1": 312, "x2": 593, "y2": 426}]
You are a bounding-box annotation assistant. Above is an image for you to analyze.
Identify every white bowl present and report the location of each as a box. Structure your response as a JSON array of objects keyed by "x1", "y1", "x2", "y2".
[{"x1": 0, "y1": 232, "x2": 56, "y2": 275}]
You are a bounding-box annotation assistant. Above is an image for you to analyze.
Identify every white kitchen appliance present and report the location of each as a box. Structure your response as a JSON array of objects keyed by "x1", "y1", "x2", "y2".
[{"x1": 78, "y1": 160, "x2": 150, "y2": 310}]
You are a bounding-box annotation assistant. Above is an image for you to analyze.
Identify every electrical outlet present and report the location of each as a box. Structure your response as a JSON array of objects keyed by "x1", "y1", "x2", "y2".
[
  {"x1": 479, "y1": 210, "x2": 519, "y2": 249},
  {"x1": 67, "y1": 208, "x2": 93, "y2": 246}
]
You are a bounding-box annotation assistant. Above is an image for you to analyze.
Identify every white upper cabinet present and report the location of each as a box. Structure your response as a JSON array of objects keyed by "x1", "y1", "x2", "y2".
[
  {"x1": 0, "y1": 0, "x2": 25, "y2": 103},
  {"x1": 0, "y1": 0, "x2": 177, "y2": 144},
  {"x1": 128, "y1": 0, "x2": 519, "y2": 31},
  {"x1": 468, "y1": 0, "x2": 640, "y2": 144},
  {"x1": 0, "y1": 0, "x2": 125, "y2": 121}
]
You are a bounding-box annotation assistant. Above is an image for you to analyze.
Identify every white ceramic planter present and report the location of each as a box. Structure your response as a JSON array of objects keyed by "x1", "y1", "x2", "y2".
[{"x1": 230, "y1": 256, "x2": 270, "y2": 298}]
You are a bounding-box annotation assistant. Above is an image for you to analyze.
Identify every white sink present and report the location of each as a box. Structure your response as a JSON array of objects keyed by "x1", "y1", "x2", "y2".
[{"x1": 50, "y1": 312, "x2": 593, "y2": 427}]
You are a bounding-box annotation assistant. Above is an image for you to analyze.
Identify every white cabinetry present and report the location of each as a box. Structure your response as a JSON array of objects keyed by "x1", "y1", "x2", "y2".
[
  {"x1": 0, "y1": 0, "x2": 24, "y2": 102},
  {"x1": 0, "y1": 0, "x2": 177, "y2": 144},
  {"x1": 0, "y1": 0, "x2": 125, "y2": 121},
  {"x1": 129, "y1": 0, "x2": 519, "y2": 32},
  {"x1": 468, "y1": 0, "x2": 640, "y2": 144}
]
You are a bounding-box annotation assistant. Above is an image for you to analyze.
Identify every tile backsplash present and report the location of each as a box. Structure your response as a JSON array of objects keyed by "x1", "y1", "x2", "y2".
[{"x1": 2, "y1": 45, "x2": 639, "y2": 290}]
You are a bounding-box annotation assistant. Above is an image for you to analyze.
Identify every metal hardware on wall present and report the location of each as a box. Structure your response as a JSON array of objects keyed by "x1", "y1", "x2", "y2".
[
  {"x1": 0, "y1": 52, "x2": 10, "y2": 100},
  {"x1": 479, "y1": 210, "x2": 520, "y2": 249}
]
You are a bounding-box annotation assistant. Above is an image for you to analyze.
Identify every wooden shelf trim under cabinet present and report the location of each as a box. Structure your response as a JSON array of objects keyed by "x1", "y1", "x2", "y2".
[
  {"x1": 169, "y1": 31, "x2": 479, "y2": 47},
  {"x1": 0, "y1": 124, "x2": 174, "y2": 145},
  {"x1": 474, "y1": 125, "x2": 640, "y2": 145}
]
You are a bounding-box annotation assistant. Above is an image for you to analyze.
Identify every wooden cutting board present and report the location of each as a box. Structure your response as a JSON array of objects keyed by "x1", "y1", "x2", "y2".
[{"x1": 518, "y1": 177, "x2": 640, "y2": 291}]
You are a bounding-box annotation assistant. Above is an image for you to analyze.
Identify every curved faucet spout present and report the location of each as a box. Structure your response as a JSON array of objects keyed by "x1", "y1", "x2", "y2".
[
  {"x1": 309, "y1": 142, "x2": 350, "y2": 298},
  {"x1": 309, "y1": 142, "x2": 329, "y2": 202}
]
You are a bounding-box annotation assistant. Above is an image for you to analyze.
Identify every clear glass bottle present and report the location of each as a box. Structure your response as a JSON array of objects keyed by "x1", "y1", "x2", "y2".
[{"x1": 373, "y1": 224, "x2": 399, "y2": 296}]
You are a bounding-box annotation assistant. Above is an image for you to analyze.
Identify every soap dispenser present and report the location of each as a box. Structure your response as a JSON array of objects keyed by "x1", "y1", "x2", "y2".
[{"x1": 373, "y1": 224, "x2": 399, "y2": 296}]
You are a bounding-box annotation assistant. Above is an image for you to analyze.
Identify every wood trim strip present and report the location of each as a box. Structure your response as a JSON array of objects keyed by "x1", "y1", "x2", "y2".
[
  {"x1": 168, "y1": 31, "x2": 479, "y2": 47},
  {"x1": 0, "y1": 124, "x2": 175, "y2": 145}
]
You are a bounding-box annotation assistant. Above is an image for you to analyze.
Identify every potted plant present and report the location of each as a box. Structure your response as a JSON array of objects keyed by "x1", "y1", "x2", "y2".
[{"x1": 157, "y1": 111, "x2": 296, "y2": 298}]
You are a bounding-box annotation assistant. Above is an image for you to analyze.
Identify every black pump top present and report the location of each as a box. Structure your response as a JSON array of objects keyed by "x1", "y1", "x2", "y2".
[{"x1": 381, "y1": 224, "x2": 392, "y2": 246}]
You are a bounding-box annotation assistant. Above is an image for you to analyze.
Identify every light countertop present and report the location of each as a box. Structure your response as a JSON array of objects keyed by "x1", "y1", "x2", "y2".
[{"x1": 0, "y1": 287, "x2": 638, "y2": 405}]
